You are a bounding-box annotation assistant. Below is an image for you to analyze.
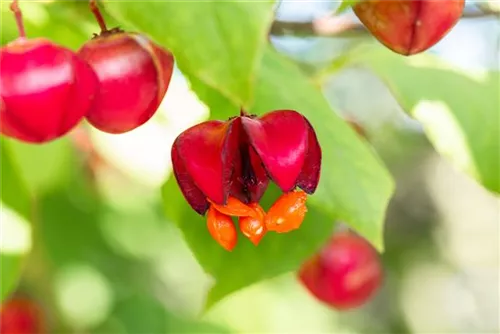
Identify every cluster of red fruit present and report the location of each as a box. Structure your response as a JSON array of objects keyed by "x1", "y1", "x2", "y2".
[{"x1": 0, "y1": 0, "x2": 174, "y2": 144}]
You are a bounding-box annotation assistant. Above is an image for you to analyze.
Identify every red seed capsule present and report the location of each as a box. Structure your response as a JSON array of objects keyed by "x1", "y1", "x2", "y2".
[
  {"x1": 298, "y1": 231, "x2": 383, "y2": 310},
  {"x1": 354, "y1": 0, "x2": 465, "y2": 55},
  {"x1": 78, "y1": 30, "x2": 174, "y2": 134},
  {"x1": 0, "y1": 38, "x2": 98, "y2": 143}
]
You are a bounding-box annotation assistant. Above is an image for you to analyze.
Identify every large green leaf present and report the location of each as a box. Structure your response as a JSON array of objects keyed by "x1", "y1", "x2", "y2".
[
  {"x1": 104, "y1": 0, "x2": 275, "y2": 107},
  {"x1": 162, "y1": 47, "x2": 394, "y2": 308},
  {"x1": 112, "y1": 293, "x2": 232, "y2": 333},
  {"x1": 0, "y1": 140, "x2": 32, "y2": 221},
  {"x1": 0, "y1": 139, "x2": 33, "y2": 301},
  {"x1": 250, "y1": 48, "x2": 394, "y2": 250},
  {"x1": 162, "y1": 180, "x2": 334, "y2": 309},
  {"x1": 324, "y1": 45, "x2": 500, "y2": 193}
]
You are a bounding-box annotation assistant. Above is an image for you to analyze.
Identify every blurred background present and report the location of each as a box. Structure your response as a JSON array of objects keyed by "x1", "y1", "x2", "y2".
[{"x1": 1, "y1": 0, "x2": 499, "y2": 333}]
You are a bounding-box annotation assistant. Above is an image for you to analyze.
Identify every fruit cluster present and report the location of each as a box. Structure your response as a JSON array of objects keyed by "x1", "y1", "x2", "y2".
[
  {"x1": 171, "y1": 109, "x2": 322, "y2": 251},
  {"x1": 0, "y1": 0, "x2": 174, "y2": 144}
]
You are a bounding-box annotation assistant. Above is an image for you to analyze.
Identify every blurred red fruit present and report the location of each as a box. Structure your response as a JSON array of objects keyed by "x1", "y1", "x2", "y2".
[
  {"x1": 78, "y1": 30, "x2": 174, "y2": 134},
  {"x1": 0, "y1": 297, "x2": 44, "y2": 334},
  {"x1": 354, "y1": 0, "x2": 465, "y2": 55},
  {"x1": 0, "y1": 38, "x2": 98, "y2": 143},
  {"x1": 298, "y1": 231, "x2": 383, "y2": 310}
]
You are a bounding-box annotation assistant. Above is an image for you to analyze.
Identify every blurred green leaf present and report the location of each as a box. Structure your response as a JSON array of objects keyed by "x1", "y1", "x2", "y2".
[
  {"x1": 0, "y1": 139, "x2": 32, "y2": 301},
  {"x1": 325, "y1": 45, "x2": 500, "y2": 193},
  {"x1": 104, "y1": 0, "x2": 275, "y2": 107},
  {"x1": 0, "y1": 254, "x2": 24, "y2": 302},
  {"x1": 6, "y1": 138, "x2": 75, "y2": 196},
  {"x1": 336, "y1": 0, "x2": 362, "y2": 14},
  {"x1": 0, "y1": 1, "x2": 93, "y2": 49},
  {"x1": 0, "y1": 139, "x2": 32, "y2": 221},
  {"x1": 113, "y1": 293, "x2": 232, "y2": 333}
]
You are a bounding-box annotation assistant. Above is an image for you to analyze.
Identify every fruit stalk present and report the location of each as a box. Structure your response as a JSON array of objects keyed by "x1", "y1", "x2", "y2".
[
  {"x1": 9, "y1": 0, "x2": 26, "y2": 38},
  {"x1": 89, "y1": 0, "x2": 108, "y2": 33}
]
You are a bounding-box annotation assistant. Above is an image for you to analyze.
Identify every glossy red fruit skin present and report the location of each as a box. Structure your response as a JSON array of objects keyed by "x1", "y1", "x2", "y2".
[
  {"x1": 299, "y1": 232, "x2": 383, "y2": 310},
  {"x1": 0, "y1": 38, "x2": 98, "y2": 143},
  {"x1": 0, "y1": 297, "x2": 44, "y2": 334},
  {"x1": 354, "y1": 0, "x2": 465, "y2": 55},
  {"x1": 171, "y1": 110, "x2": 322, "y2": 215},
  {"x1": 78, "y1": 31, "x2": 174, "y2": 134}
]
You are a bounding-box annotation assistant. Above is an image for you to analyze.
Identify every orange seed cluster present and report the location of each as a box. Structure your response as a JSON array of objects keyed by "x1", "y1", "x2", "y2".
[{"x1": 206, "y1": 190, "x2": 308, "y2": 251}]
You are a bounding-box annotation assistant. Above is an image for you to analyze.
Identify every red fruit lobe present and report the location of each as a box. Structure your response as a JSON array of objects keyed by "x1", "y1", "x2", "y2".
[
  {"x1": 78, "y1": 32, "x2": 174, "y2": 133},
  {"x1": 354, "y1": 0, "x2": 465, "y2": 55},
  {"x1": 0, "y1": 38, "x2": 98, "y2": 143},
  {"x1": 172, "y1": 119, "x2": 240, "y2": 212},
  {"x1": 295, "y1": 118, "x2": 322, "y2": 194},
  {"x1": 299, "y1": 232, "x2": 383, "y2": 310},
  {"x1": 242, "y1": 110, "x2": 309, "y2": 192}
]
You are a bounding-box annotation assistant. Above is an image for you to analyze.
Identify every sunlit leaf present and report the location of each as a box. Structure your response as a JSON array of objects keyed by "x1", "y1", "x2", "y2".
[
  {"x1": 0, "y1": 140, "x2": 32, "y2": 301},
  {"x1": 112, "y1": 293, "x2": 231, "y2": 333},
  {"x1": 323, "y1": 45, "x2": 500, "y2": 193},
  {"x1": 162, "y1": 46, "x2": 394, "y2": 308},
  {"x1": 162, "y1": 180, "x2": 334, "y2": 310},
  {"x1": 105, "y1": 0, "x2": 275, "y2": 107}
]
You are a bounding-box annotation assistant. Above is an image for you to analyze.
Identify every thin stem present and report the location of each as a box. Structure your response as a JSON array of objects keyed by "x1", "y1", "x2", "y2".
[
  {"x1": 10, "y1": 0, "x2": 26, "y2": 38},
  {"x1": 89, "y1": 0, "x2": 108, "y2": 33}
]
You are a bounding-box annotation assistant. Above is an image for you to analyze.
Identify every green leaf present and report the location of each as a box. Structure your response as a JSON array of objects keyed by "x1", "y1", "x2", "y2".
[
  {"x1": 6, "y1": 138, "x2": 74, "y2": 195},
  {"x1": 0, "y1": 139, "x2": 32, "y2": 221},
  {"x1": 112, "y1": 293, "x2": 232, "y2": 333},
  {"x1": 249, "y1": 48, "x2": 394, "y2": 251},
  {"x1": 162, "y1": 179, "x2": 334, "y2": 310},
  {"x1": 163, "y1": 46, "x2": 394, "y2": 308},
  {"x1": 104, "y1": 0, "x2": 275, "y2": 107},
  {"x1": 325, "y1": 45, "x2": 500, "y2": 193},
  {"x1": 0, "y1": 139, "x2": 33, "y2": 301},
  {"x1": 336, "y1": 0, "x2": 362, "y2": 14}
]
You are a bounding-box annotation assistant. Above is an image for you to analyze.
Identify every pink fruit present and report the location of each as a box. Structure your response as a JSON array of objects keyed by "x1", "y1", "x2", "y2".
[
  {"x1": 299, "y1": 231, "x2": 383, "y2": 310},
  {"x1": 354, "y1": 0, "x2": 465, "y2": 55},
  {"x1": 0, "y1": 38, "x2": 97, "y2": 143},
  {"x1": 77, "y1": 0, "x2": 174, "y2": 134}
]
